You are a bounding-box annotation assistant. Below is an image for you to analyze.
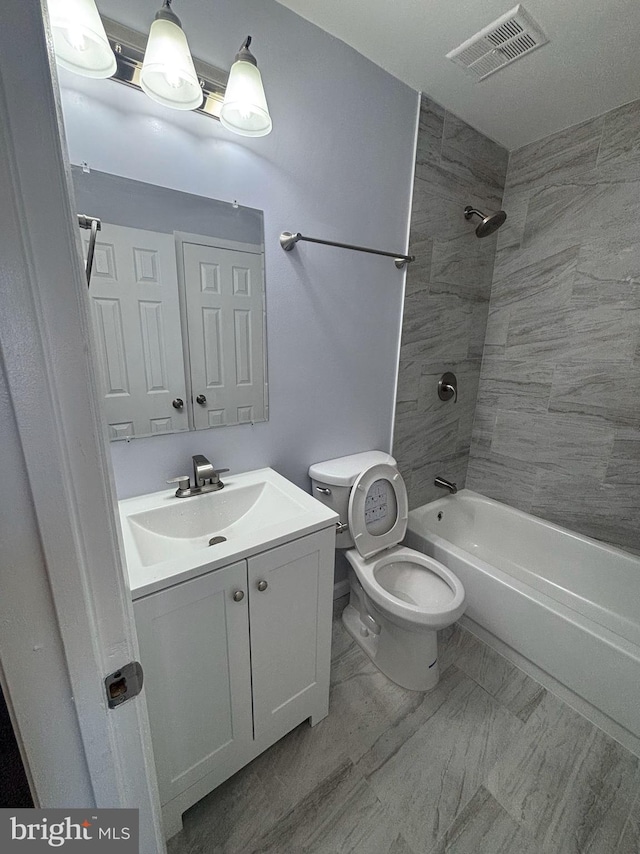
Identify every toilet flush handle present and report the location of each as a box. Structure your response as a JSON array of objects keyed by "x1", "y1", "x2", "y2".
[{"x1": 336, "y1": 521, "x2": 349, "y2": 534}]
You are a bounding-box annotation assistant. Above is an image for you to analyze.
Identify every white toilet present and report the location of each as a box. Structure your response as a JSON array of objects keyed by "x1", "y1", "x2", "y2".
[{"x1": 309, "y1": 450, "x2": 466, "y2": 691}]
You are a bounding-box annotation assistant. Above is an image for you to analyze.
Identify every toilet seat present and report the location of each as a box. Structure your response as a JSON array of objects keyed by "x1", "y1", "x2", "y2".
[
  {"x1": 348, "y1": 463, "x2": 409, "y2": 559},
  {"x1": 346, "y1": 545, "x2": 466, "y2": 630},
  {"x1": 346, "y1": 462, "x2": 465, "y2": 629}
]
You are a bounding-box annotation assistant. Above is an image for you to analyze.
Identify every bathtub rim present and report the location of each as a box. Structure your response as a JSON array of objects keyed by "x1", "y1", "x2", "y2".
[
  {"x1": 409, "y1": 488, "x2": 639, "y2": 566},
  {"x1": 407, "y1": 489, "x2": 640, "y2": 648}
]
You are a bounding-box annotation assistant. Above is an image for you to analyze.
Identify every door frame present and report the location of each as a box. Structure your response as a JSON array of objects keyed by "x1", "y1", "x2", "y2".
[{"x1": 0, "y1": 2, "x2": 164, "y2": 851}]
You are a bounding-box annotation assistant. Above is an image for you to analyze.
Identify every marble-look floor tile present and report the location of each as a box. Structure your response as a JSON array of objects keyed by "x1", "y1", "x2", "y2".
[
  {"x1": 430, "y1": 786, "x2": 544, "y2": 854},
  {"x1": 168, "y1": 762, "x2": 278, "y2": 854},
  {"x1": 330, "y1": 624, "x2": 430, "y2": 764},
  {"x1": 333, "y1": 594, "x2": 349, "y2": 620},
  {"x1": 441, "y1": 626, "x2": 545, "y2": 723},
  {"x1": 487, "y1": 691, "x2": 640, "y2": 854},
  {"x1": 617, "y1": 789, "x2": 640, "y2": 854},
  {"x1": 251, "y1": 761, "x2": 410, "y2": 854},
  {"x1": 359, "y1": 666, "x2": 523, "y2": 854},
  {"x1": 249, "y1": 717, "x2": 354, "y2": 821}
]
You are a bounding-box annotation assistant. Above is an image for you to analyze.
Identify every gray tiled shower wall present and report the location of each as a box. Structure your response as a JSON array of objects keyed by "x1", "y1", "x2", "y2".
[
  {"x1": 393, "y1": 95, "x2": 508, "y2": 507},
  {"x1": 395, "y1": 94, "x2": 640, "y2": 553}
]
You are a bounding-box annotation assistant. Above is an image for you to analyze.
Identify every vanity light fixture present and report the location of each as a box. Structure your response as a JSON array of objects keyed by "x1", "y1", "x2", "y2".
[
  {"x1": 140, "y1": 0, "x2": 203, "y2": 111},
  {"x1": 220, "y1": 37, "x2": 272, "y2": 137},
  {"x1": 47, "y1": 2, "x2": 273, "y2": 135},
  {"x1": 47, "y1": 0, "x2": 117, "y2": 79}
]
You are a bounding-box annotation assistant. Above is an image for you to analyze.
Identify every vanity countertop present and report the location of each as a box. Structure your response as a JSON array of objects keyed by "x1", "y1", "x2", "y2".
[{"x1": 119, "y1": 467, "x2": 338, "y2": 599}]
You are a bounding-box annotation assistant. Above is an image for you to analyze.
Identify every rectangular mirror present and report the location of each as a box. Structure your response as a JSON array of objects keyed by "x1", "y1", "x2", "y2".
[{"x1": 72, "y1": 167, "x2": 268, "y2": 441}]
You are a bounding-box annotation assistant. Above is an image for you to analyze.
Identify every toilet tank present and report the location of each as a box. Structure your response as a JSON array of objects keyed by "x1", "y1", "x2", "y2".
[{"x1": 308, "y1": 450, "x2": 396, "y2": 550}]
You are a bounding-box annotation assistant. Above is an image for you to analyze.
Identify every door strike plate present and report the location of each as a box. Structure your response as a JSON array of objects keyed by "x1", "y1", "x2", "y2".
[{"x1": 105, "y1": 661, "x2": 144, "y2": 709}]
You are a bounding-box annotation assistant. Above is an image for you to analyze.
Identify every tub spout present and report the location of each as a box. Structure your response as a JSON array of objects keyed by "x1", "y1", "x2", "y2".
[{"x1": 434, "y1": 476, "x2": 457, "y2": 494}]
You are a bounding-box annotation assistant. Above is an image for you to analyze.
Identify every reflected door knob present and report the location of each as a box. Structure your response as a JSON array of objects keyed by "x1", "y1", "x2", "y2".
[
  {"x1": 257, "y1": 580, "x2": 268, "y2": 591},
  {"x1": 196, "y1": 394, "x2": 207, "y2": 405},
  {"x1": 233, "y1": 590, "x2": 245, "y2": 602},
  {"x1": 172, "y1": 398, "x2": 184, "y2": 409}
]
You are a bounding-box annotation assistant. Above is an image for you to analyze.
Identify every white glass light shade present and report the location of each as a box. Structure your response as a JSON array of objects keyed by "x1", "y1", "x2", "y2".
[
  {"x1": 47, "y1": 0, "x2": 116, "y2": 79},
  {"x1": 220, "y1": 60, "x2": 272, "y2": 137},
  {"x1": 140, "y1": 18, "x2": 203, "y2": 111}
]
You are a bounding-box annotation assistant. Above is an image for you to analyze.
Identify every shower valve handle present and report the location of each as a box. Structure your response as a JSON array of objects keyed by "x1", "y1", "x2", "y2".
[{"x1": 438, "y1": 372, "x2": 458, "y2": 403}]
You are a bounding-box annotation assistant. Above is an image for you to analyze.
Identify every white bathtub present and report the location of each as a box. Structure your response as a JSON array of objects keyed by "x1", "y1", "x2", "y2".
[{"x1": 405, "y1": 489, "x2": 640, "y2": 752}]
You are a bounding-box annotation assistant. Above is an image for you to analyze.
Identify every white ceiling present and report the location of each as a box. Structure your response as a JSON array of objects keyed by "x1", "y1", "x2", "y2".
[{"x1": 275, "y1": 0, "x2": 640, "y2": 150}]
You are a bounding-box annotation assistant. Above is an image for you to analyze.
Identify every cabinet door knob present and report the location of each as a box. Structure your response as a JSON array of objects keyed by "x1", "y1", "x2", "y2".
[
  {"x1": 233, "y1": 590, "x2": 245, "y2": 602},
  {"x1": 196, "y1": 394, "x2": 207, "y2": 405},
  {"x1": 257, "y1": 580, "x2": 268, "y2": 592},
  {"x1": 172, "y1": 398, "x2": 184, "y2": 410}
]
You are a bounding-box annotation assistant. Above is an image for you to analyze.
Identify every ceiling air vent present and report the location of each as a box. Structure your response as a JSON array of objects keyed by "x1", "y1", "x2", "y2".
[{"x1": 446, "y1": 4, "x2": 548, "y2": 81}]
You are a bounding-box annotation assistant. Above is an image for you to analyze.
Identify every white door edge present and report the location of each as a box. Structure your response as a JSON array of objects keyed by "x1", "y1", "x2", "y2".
[{"x1": 0, "y1": 3, "x2": 164, "y2": 851}]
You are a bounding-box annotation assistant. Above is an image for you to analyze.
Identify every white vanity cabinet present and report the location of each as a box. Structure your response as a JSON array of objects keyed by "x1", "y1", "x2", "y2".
[{"x1": 133, "y1": 527, "x2": 335, "y2": 837}]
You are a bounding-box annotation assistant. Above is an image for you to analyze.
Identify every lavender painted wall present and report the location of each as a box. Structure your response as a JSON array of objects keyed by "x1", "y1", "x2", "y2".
[
  {"x1": 467, "y1": 98, "x2": 640, "y2": 554},
  {"x1": 59, "y1": 0, "x2": 418, "y2": 498}
]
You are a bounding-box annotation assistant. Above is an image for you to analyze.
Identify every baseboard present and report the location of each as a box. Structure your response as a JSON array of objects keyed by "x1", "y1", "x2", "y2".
[{"x1": 333, "y1": 579, "x2": 350, "y2": 600}]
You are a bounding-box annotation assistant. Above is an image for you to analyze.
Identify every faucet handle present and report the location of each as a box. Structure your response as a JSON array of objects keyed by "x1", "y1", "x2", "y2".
[
  {"x1": 167, "y1": 475, "x2": 190, "y2": 493},
  {"x1": 213, "y1": 469, "x2": 230, "y2": 476}
]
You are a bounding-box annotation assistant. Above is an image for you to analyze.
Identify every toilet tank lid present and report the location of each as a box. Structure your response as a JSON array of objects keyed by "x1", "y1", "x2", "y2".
[{"x1": 309, "y1": 450, "x2": 396, "y2": 487}]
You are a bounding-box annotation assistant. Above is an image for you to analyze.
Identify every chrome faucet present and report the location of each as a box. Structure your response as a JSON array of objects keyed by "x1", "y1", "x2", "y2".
[
  {"x1": 434, "y1": 476, "x2": 457, "y2": 495},
  {"x1": 167, "y1": 454, "x2": 229, "y2": 498}
]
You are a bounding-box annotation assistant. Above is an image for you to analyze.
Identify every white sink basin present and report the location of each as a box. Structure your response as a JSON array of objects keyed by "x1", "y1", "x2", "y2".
[{"x1": 119, "y1": 467, "x2": 338, "y2": 598}]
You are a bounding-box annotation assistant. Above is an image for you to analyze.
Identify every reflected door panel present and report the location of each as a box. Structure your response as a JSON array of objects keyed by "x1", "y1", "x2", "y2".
[
  {"x1": 182, "y1": 241, "x2": 266, "y2": 430},
  {"x1": 87, "y1": 223, "x2": 189, "y2": 438}
]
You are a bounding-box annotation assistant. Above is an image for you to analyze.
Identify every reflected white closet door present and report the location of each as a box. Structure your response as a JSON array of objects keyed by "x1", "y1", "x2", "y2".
[
  {"x1": 87, "y1": 223, "x2": 188, "y2": 439},
  {"x1": 182, "y1": 241, "x2": 265, "y2": 429}
]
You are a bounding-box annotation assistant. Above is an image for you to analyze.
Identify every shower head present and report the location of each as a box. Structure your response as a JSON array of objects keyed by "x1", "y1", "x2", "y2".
[{"x1": 464, "y1": 205, "x2": 507, "y2": 238}]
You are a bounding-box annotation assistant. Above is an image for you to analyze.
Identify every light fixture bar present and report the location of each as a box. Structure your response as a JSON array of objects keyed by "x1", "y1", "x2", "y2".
[{"x1": 102, "y1": 17, "x2": 228, "y2": 120}]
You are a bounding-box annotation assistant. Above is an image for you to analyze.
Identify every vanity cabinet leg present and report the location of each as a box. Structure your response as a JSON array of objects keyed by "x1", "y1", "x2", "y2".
[
  {"x1": 161, "y1": 803, "x2": 185, "y2": 840},
  {"x1": 309, "y1": 700, "x2": 329, "y2": 727}
]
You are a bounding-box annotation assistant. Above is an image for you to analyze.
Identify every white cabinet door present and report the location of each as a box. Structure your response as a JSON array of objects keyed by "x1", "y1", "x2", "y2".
[
  {"x1": 134, "y1": 561, "x2": 253, "y2": 806},
  {"x1": 86, "y1": 223, "x2": 188, "y2": 439},
  {"x1": 182, "y1": 241, "x2": 265, "y2": 429},
  {"x1": 247, "y1": 530, "x2": 335, "y2": 744}
]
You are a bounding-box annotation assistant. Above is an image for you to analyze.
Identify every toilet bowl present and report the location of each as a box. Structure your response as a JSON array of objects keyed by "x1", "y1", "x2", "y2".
[{"x1": 309, "y1": 451, "x2": 466, "y2": 691}]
